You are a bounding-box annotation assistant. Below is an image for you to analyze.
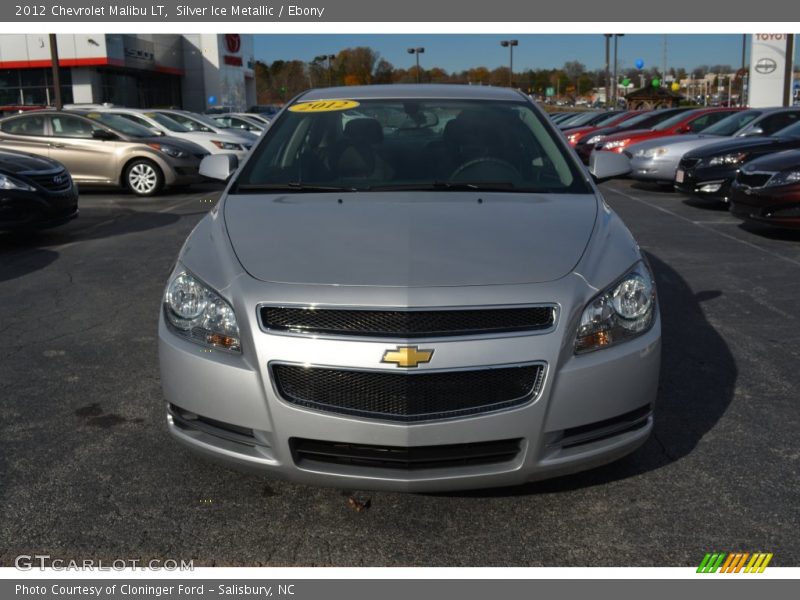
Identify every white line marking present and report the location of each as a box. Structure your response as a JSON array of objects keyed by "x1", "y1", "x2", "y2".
[{"x1": 604, "y1": 185, "x2": 800, "y2": 269}]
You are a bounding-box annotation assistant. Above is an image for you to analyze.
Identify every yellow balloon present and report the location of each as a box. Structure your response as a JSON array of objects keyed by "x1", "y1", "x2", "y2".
[{"x1": 671, "y1": 82, "x2": 680, "y2": 92}]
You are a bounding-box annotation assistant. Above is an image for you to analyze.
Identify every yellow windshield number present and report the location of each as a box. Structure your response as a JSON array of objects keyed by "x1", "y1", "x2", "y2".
[{"x1": 288, "y1": 100, "x2": 360, "y2": 113}]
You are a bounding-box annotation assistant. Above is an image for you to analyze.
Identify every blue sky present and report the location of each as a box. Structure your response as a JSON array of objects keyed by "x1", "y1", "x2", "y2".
[{"x1": 255, "y1": 34, "x2": 800, "y2": 73}]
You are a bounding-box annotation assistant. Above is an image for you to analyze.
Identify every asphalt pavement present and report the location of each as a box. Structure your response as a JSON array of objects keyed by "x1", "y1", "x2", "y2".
[{"x1": 0, "y1": 180, "x2": 797, "y2": 567}]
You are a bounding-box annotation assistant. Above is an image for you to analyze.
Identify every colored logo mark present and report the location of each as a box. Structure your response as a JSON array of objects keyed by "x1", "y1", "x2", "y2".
[{"x1": 697, "y1": 552, "x2": 773, "y2": 573}]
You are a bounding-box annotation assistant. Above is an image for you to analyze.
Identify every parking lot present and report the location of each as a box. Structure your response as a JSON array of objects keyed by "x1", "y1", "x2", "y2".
[{"x1": 1, "y1": 179, "x2": 798, "y2": 567}]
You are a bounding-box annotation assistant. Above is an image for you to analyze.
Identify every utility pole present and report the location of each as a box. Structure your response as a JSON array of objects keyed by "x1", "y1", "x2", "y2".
[
  {"x1": 783, "y1": 34, "x2": 795, "y2": 107},
  {"x1": 48, "y1": 34, "x2": 62, "y2": 110}
]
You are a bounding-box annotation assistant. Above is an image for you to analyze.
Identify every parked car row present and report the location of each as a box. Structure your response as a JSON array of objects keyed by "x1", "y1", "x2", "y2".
[
  {"x1": 0, "y1": 104, "x2": 275, "y2": 232},
  {"x1": 580, "y1": 106, "x2": 800, "y2": 230}
]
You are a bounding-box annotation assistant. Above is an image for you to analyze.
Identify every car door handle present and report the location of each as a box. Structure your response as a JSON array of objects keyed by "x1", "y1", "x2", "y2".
[{"x1": 49, "y1": 143, "x2": 66, "y2": 148}]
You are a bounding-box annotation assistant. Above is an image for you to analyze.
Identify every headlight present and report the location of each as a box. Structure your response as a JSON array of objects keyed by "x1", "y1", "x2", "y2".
[
  {"x1": 708, "y1": 152, "x2": 747, "y2": 166},
  {"x1": 163, "y1": 271, "x2": 241, "y2": 352},
  {"x1": 211, "y1": 140, "x2": 244, "y2": 151},
  {"x1": 575, "y1": 262, "x2": 656, "y2": 354},
  {"x1": 585, "y1": 135, "x2": 605, "y2": 145},
  {"x1": 636, "y1": 147, "x2": 668, "y2": 158},
  {"x1": 602, "y1": 138, "x2": 631, "y2": 151},
  {"x1": 764, "y1": 170, "x2": 800, "y2": 187},
  {"x1": 0, "y1": 174, "x2": 35, "y2": 191},
  {"x1": 148, "y1": 143, "x2": 188, "y2": 158}
]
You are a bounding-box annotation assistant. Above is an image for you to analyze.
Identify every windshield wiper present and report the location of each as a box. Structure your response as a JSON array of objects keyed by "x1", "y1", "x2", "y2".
[
  {"x1": 235, "y1": 182, "x2": 360, "y2": 193},
  {"x1": 367, "y1": 181, "x2": 517, "y2": 192}
]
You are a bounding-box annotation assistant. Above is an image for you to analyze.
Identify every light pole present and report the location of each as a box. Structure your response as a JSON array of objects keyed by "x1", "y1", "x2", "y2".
[
  {"x1": 407, "y1": 47, "x2": 425, "y2": 83},
  {"x1": 500, "y1": 39, "x2": 518, "y2": 87},
  {"x1": 314, "y1": 54, "x2": 336, "y2": 87},
  {"x1": 611, "y1": 34, "x2": 624, "y2": 106},
  {"x1": 604, "y1": 34, "x2": 612, "y2": 106},
  {"x1": 49, "y1": 34, "x2": 62, "y2": 110}
]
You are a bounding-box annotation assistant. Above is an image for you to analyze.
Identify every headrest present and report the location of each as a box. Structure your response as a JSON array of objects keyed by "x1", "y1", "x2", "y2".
[{"x1": 344, "y1": 118, "x2": 383, "y2": 145}]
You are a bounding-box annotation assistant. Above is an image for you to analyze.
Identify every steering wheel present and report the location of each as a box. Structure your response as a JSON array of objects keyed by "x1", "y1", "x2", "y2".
[{"x1": 449, "y1": 157, "x2": 521, "y2": 182}]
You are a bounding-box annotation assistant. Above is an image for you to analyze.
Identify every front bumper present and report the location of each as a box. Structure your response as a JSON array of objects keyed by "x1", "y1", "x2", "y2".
[
  {"x1": 0, "y1": 185, "x2": 78, "y2": 232},
  {"x1": 629, "y1": 155, "x2": 680, "y2": 183},
  {"x1": 729, "y1": 182, "x2": 800, "y2": 229},
  {"x1": 158, "y1": 295, "x2": 661, "y2": 492},
  {"x1": 674, "y1": 163, "x2": 736, "y2": 202}
]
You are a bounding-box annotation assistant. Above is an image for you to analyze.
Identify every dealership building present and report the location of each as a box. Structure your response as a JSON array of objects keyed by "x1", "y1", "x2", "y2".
[{"x1": 0, "y1": 34, "x2": 256, "y2": 112}]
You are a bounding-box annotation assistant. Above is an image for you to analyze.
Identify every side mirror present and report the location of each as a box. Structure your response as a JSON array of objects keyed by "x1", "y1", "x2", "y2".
[
  {"x1": 92, "y1": 129, "x2": 118, "y2": 141},
  {"x1": 741, "y1": 126, "x2": 764, "y2": 137},
  {"x1": 151, "y1": 128, "x2": 165, "y2": 137},
  {"x1": 589, "y1": 150, "x2": 631, "y2": 182},
  {"x1": 199, "y1": 153, "x2": 238, "y2": 181},
  {"x1": 678, "y1": 124, "x2": 693, "y2": 134}
]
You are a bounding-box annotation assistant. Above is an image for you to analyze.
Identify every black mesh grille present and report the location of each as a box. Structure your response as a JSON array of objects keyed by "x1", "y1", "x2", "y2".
[
  {"x1": 737, "y1": 172, "x2": 773, "y2": 188},
  {"x1": 261, "y1": 306, "x2": 555, "y2": 338},
  {"x1": 271, "y1": 364, "x2": 545, "y2": 422},
  {"x1": 20, "y1": 169, "x2": 71, "y2": 192},
  {"x1": 290, "y1": 437, "x2": 523, "y2": 470},
  {"x1": 679, "y1": 157, "x2": 701, "y2": 170}
]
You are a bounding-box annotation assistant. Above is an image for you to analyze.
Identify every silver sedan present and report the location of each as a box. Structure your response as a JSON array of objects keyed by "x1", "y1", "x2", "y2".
[
  {"x1": 628, "y1": 108, "x2": 800, "y2": 184},
  {"x1": 158, "y1": 85, "x2": 660, "y2": 492}
]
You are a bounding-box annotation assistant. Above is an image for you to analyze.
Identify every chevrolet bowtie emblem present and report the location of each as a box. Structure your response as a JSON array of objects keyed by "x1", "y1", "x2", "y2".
[{"x1": 381, "y1": 346, "x2": 434, "y2": 368}]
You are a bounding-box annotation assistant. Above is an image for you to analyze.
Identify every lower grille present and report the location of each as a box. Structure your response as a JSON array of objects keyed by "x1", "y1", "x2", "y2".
[
  {"x1": 168, "y1": 403, "x2": 260, "y2": 446},
  {"x1": 290, "y1": 437, "x2": 523, "y2": 470},
  {"x1": 550, "y1": 404, "x2": 652, "y2": 450},
  {"x1": 260, "y1": 305, "x2": 556, "y2": 338},
  {"x1": 272, "y1": 363, "x2": 545, "y2": 422},
  {"x1": 20, "y1": 169, "x2": 72, "y2": 192},
  {"x1": 737, "y1": 172, "x2": 773, "y2": 188}
]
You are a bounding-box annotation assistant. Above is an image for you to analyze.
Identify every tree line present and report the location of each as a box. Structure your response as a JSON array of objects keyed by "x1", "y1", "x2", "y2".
[{"x1": 254, "y1": 47, "x2": 734, "y2": 103}]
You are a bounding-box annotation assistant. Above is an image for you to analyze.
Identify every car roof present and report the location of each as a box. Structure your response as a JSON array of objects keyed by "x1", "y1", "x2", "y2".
[{"x1": 297, "y1": 84, "x2": 528, "y2": 102}]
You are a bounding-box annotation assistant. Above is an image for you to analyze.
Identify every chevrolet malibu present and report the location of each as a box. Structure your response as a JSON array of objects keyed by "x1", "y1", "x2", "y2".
[{"x1": 159, "y1": 85, "x2": 660, "y2": 492}]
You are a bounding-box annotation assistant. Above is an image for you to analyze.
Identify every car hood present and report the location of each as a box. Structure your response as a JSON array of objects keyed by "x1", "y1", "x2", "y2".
[
  {"x1": 140, "y1": 135, "x2": 209, "y2": 155},
  {"x1": 0, "y1": 148, "x2": 62, "y2": 172},
  {"x1": 686, "y1": 136, "x2": 794, "y2": 159},
  {"x1": 628, "y1": 134, "x2": 725, "y2": 155},
  {"x1": 742, "y1": 148, "x2": 800, "y2": 172},
  {"x1": 224, "y1": 192, "x2": 598, "y2": 287},
  {"x1": 181, "y1": 131, "x2": 251, "y2": 145}
]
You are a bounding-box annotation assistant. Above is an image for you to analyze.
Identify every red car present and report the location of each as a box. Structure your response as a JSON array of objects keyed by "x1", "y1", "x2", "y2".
[
  {"x1": 564, "y1": 111, "x2": 647, "y2": 147},
  {"x1": 730, "y1": 149, "x2": 800, "y2": 230},
  {"x1": 595, "y1": 107, "x2": 743, "y2": 154}
]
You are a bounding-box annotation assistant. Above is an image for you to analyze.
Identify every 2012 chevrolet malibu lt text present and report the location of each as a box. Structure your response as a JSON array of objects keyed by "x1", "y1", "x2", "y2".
[{"x1": 158, "y1": 85, "x2": 661, "y2": 492}]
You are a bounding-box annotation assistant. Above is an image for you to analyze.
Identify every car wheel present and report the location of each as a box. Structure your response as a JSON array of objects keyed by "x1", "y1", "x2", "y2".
[{"x1": 124, "y1": 159, "x2": 164, "y2": 197}]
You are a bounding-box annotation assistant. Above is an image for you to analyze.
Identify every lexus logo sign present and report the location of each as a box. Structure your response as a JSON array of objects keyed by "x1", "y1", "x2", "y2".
[
  {"x1": 755, "y1": 57, "x2": 778, "y2": 75},
  {"x1": 225, "y1": 34, "x2": 241, "y2": 54}
]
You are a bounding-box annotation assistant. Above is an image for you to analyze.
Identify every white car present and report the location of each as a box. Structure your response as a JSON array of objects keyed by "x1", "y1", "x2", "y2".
[{"x1": 100, "y1": 109, "x2": 254, "y2": 161}]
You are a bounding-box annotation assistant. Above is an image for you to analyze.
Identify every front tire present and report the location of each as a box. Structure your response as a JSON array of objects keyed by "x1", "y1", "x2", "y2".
[{"x1": 124, "y1": 159, "x2": 164, "y2": 197}]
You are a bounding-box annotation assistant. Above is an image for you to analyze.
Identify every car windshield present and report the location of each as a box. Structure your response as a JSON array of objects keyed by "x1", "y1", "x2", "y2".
[
  {"x1": 144, "y1": 112, "x2": 191, "y2": 133},
  {"x1": 774, "y1": 120, "x2": 800, "y2": 139},
  {"x1": 701, "y1": 110, "x2": 761, "y2": 136},
  {"x1": 563, "y1": 111, "x2": 601, "y2": 127},
  {"x1": 84, "y1": 112, "x2": 154, "y2": 138},
  {"x1": 593, "y1": 111, "x2": 624, "y2": 126},
  {"x1": 235, "y1": 98, "x2": 591, "y2": 194},
  {"x1": 185, "y1": 112, "x2": 230, "y2": 130},
  {"x1": 614, "y1": 111, "x2": 655, "y2": 128},
  {"x1": 652, "y1": 110, "x2": 699, "y2": 131}
]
